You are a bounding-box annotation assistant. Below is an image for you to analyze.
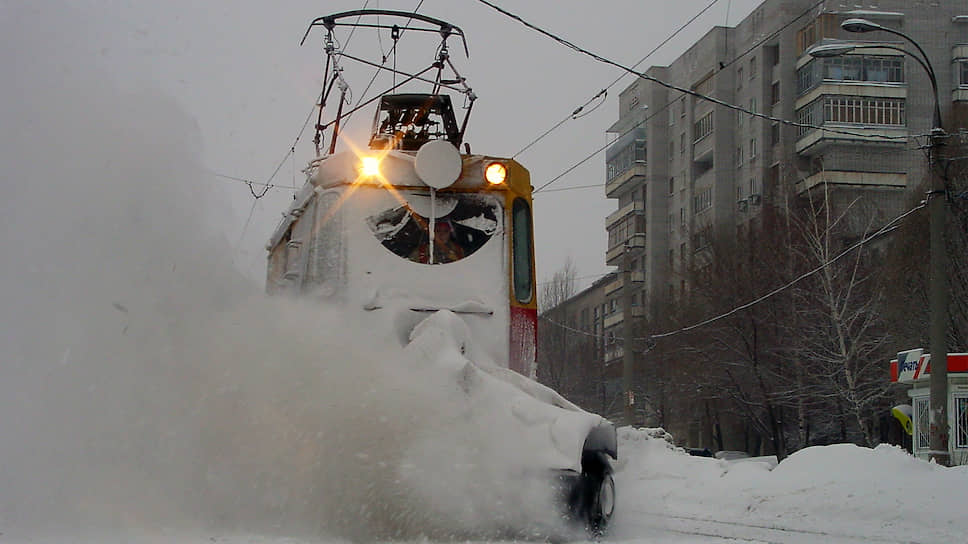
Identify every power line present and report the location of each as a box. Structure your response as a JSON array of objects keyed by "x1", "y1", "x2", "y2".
[
  {"x1": 540, "y1": 200, "x2": 926, "y2": 342},
  {"x1": 512, "y1": 0, "x2": 724, "y2": 160},
  {"x1": 720, "y1": 0, "x2": 824, "y2": 70},
  {"x1": 524, "y1": 1, "x2": 930, "y2": 195},
  {"x1": 538, "y1": 183, "x2": 606, "y2": 194},
  {"x1": 537, "y1": 271, "x2": 615, "y2": 287},
  {"x1": 475, "y1": 0, "x2": 913, "y2": 154},
  {"x1": 648, "y1": 202, "x2": 924, "y2": 340},
  {"x1": 208, "y1": 171, "x2": 300, "y2": 191},
  {"x1": 339, "y1": 0, "x2": 427, "y2": 131},
  {"x1": 533, "y1": 97, "x2": 677, "y2": 194}
]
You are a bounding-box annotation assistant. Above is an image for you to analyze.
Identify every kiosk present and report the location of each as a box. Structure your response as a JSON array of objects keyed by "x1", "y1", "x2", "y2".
[{"x1": 889, "y1": 349, "x2": 968, "y2": 465}]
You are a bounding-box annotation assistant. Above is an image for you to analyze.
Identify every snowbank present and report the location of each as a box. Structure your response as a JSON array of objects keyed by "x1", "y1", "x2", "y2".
[{"x1": 612, "y1": 427, "x2": 968, "y2": 543}]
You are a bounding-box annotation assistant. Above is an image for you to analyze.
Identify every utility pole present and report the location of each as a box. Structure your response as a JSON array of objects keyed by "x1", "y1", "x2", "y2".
[
  {"x1": 928, "y1": 125, "x2": 949, "y2": 466},
  {"x1": 838, "y1": 17, "x2": 950, "y2": 465},
  {"x1": 622, "y1": 247, "x2": 635, "y2": 426}
]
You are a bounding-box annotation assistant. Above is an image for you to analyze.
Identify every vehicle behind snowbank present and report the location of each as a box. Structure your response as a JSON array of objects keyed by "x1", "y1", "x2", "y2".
[{"x1": 265, "y1": 10, "x2": 617, "y2": 536}]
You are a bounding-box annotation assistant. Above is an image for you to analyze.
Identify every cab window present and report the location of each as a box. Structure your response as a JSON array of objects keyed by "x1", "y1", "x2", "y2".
[
  {"x1": 511, "y1": 198, "x2": 533, "y2": 303},
  {"x1": 366, "y1": 193, "x2": 500, "y2": 265}
]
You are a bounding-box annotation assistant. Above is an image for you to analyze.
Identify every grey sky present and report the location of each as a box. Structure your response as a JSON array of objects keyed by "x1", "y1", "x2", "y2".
[{"x1": 3, "y1": 0, "x2": 762, "y2": 288}]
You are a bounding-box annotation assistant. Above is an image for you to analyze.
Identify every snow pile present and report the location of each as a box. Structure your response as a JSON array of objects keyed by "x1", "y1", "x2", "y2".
[{"x1": 612, "y1": 427, "x2": 968, "y2": 543}]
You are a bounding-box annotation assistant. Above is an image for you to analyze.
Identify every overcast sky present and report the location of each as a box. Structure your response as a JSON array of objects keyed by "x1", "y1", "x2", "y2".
[{"x1": 3, "y1": 0, "x2": 763, "y2": 289}]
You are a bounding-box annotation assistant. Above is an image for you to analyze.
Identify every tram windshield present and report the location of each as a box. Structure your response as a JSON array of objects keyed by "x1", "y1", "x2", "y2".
[{"x1": 366, "y1": 193, "x2": 501, "y2": 264}]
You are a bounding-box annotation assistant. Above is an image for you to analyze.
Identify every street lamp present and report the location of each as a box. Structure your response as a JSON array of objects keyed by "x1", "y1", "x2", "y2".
[{"x1": 837, "y1": 18, "x2": 949, "y2": 465}]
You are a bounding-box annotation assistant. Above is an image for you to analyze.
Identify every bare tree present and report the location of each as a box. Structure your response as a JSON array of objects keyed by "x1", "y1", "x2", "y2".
[
  {"x1": 537, "y1": 258, "x2": 589, "y2": 399},
  {"x1": 791, "y1": 184, "x2": 893, "y2": 447}
]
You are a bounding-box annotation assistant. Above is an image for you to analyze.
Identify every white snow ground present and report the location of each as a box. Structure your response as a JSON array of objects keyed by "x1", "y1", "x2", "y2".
[{"x1": 3, "y1": 426, "x2": 966, "y2": 543}]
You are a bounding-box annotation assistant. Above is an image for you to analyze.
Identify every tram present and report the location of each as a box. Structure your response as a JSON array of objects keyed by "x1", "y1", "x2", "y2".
[{"x1": 266, "y1": 10, "x2": 616, "y2": 535}]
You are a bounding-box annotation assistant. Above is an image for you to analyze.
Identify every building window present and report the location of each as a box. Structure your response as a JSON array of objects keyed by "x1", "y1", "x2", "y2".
[
  {"x1": 693, "y1": 186, "x2": 712, "y2": 213},
  {"x1": 749, "y1": 57, "x2": 756, "y2": 80},
  {"x1": 668, "y1": 215, "x2": 674, "y2": 233},
  {"x1": 750, "y1": 177, "x2": 757, "y2": 194},
  {"x1": 959, "y1": 60, "x2": 968, "y2": 88},
  {"x1": 796, "y1": 13, "x2": 837, "y2": 55},
  {"x1": 771, "y1": 82, "x2": 780, "y2": 104},
  {"x1": 679, "y1": 207, "x2": 685, "y2": 226},
  {"x1": 680, "y1": 133, "x2": 685, "y2": 154},
  {"x1": 607, "y1": 215, "x2": 645, "y2": 250},
  {"x1": 693, "y1": 111, "x2": 714, "y2": 142},
  {"x1": 737, "y1": 67, "x2": 744, "y2": 90},
  {"x1": 914, "y1": 396, "x2": 930, "y2": 450},
  {"x1": 749, "y1": 97, "x2": 757, "y2": 118},
  {"x1": 680, "y1": 97, "x2": 686, "y2": 118},
  {"x1": 797, "y1": 55, "x2": 904, "y2": 95},
  {"x1": 771, "y1": 122, "x2": 780, "y2": 145},
  {"x1": 606, "y1": 128, "x2": 646, "y2": 181},
  {"x1": 736, "y1": 145, "x2": 743, "y2": 166},
  {"x1": 749, "y1": 137, "x2": 757, "y2": 160},
  {"x1": 824, "y1": 96, "x2": 904, "y2": 125},
  {"x1": 796, "y1": 95, "x2": 905, "y2": 137},
  {"x1": 669, "y1": 177, "x2": 675, "y2": 194},
  {"x1": 955, "y1": 395, "x2": 968, "y2": 449}
]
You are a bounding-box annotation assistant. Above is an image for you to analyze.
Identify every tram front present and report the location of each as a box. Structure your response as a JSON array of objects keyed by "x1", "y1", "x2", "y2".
[{"x1": 266, "y1": 93, "x2": 615, "y2": 535}]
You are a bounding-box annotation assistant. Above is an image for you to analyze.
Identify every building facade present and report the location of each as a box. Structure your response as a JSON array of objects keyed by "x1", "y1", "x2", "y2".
[{"x1": 603, "y1": 0, "x2": 968, "y2": 360}]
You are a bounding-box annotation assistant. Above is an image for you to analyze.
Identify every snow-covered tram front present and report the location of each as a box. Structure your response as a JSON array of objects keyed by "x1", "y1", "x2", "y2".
[
  {"x1": 267, "y1": 99, "x2": 537, "y2": 375},
  {"x1": 265, "y1": 10, "x2": 617, "y2": 537}
]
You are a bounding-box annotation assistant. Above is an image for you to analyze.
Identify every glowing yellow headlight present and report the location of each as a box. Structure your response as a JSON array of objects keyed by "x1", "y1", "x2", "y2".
[
  {"x1": 485, "y1": 162, "x2": 507, "y2": 185},
  {"x1": 360, "y1": 156, "x2": 381, "y2": 177}
]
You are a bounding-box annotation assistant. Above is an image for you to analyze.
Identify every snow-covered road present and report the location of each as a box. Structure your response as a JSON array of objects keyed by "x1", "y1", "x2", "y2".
[{"x1": 4, "y1": 428, "x2": 966, "y2": 543}]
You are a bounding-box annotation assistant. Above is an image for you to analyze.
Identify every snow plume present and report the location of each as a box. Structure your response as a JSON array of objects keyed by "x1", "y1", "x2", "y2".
[{"x1": 0, "y1": 44, "x2": 565, "y2": 544}]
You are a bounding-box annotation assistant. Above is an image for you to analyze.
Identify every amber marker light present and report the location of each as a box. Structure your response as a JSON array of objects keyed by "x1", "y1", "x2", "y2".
[
  {"x1": 485, "y1": 162, "x2": 507, "y2": 185},
  {"x1": 360, "y1": 156, "x2": 381, "y2": 177}
]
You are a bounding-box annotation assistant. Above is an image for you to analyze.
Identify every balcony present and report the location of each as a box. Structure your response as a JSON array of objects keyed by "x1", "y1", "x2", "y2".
[
  {"x1": 606, "y1": 200, "x2": 644, "y2": 229},
  {"x1": 794, "y1": 82, "x2": 906, "y2": 113},
  {"x1": 606, "y1": 163, "x2": 647, "y2": 198},
  {"x1": 606, "y1": 233, "x2": 646, "y2": 266},
  {"x1": 795, "y1": 170, "x2": 906, "y2": 195},
  {"x1": 604, "y1": 271, "x2": 646, "y2": 296},
  {"x1": 602, "y1": 306, "x2": 645, "y2": 329},
  {"x1": 795, "y1": 124, "x2": 908, "y2": 155}
]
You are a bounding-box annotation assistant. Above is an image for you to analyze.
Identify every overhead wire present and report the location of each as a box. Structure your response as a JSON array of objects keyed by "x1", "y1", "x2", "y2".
[
  {"x1": 527, "y1": 0, "x2": 931, "y2": 196},
  {"x1": 340, "y1": 0, "x2": 427, "y2": 130},
  {"x1": 512, "y1": 0, "x2": 724, "y2": 160},
  {"x1": 533, "y1": 98, "x2": 677, "y2": 194},
  {"x1": 539, "y1": 200, "x2": 927, "y2": 343},
  {"x1": 475, "y1": 0, "x2": 915, "y2": 189}
]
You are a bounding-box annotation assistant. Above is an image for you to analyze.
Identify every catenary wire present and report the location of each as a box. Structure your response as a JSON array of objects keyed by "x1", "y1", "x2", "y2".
[
  {"x1": 475, "y1": 0, "x2": 914, "y2": 156},
  {"x1": 533, "y1": 97, "x2": 677, "y2": 194},
  {"x1": 512, "y1": 0, "x2": 724, "y2": 159},
  {"x1": 529, "y1": 2, "x2": 935, "y2": 195},
  {"x1": 539, "y1": 200, "x2": 927, "y2": 342},
  {"x1": 339, "y1": 0, "x2": 426, "y2": 130}
]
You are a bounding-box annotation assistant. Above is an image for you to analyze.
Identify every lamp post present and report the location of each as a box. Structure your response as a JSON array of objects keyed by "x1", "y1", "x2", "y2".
[{"x1": 833, "y1": 18, "x2": 949, "y2": 465}]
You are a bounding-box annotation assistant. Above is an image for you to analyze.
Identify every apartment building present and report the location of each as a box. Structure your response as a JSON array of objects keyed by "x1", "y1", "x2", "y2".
[
  {"x1": 537, "y1": 272, "x2": 621, "y2": 418},
  {"x1": 602, "y1": 0, "x2": 968, "y2": 360}
]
